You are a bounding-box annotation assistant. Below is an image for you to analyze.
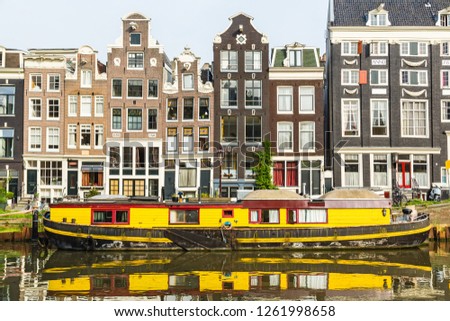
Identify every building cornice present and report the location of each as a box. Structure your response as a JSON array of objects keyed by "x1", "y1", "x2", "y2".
[{"x1": 269, "y1": 68, "x2": 324, "y2": 81}]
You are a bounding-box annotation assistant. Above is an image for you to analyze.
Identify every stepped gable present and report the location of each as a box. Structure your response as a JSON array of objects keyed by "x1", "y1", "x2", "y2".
[
  {"x1": 319, "y1": 189, "x2": 381, "y2": 200},
  {"x1": 243, "y1": 189, "x2": 305, "y2": 201}
]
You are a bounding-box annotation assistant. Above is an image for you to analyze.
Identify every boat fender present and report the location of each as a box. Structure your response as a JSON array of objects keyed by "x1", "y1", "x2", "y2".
[{"x1": 223, "y1": 221, "x2": 232, "y2": 229}]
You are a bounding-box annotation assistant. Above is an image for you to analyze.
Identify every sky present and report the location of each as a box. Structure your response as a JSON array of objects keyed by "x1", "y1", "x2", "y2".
[{"x1": 0, "y1": 0, "x2": 329, "y2": 63}]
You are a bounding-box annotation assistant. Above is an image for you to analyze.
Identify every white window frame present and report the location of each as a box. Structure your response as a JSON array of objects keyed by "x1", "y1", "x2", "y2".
[
  {"x1": 182, "y1": 128, "x2": 194, "y2": 154},
  {"x1": 299, "y1": 86, "x2": 315, "y2": 113},
  {"x1": 342, "y1": 69, "x2": 359, "y2": 85},
  {"x1": 370, "y1": 99, "x2": 389, "y2": 137},
  {"x1": 127, "y1": 79, "x2": 143, "y2": 99},
  {"x1": 182, "y1": 74, "x2": 194, "y2": 91},
  {"x1": 68, "y1": 95, "x2": 77, "y2": 117},
  {"x1": 29, "y1": 74, "x2": 42, "y2": 91},
  {"x1": 148, "y1": 79, "x2": 158, "y2": 98},
  {"x1": 112, "y1": 79, "x2": 122, "y2": 98},
  {"x1": 442, "y1": 70, "x2": 450, "y2": 88},
  {"x1": 80, "y1": 124, "x2": 91, "y2": 148},
  {"x1": 29, "y1": 127, "x2": 42, "y2": 151},
  {"x1": 245, "y1": 79, "x2": 262, "y2": 108},
  {"x1": 47, "y1": 98, "x2": 60, "y2": 120},
  {"x1": 95, "y1": 96, "x2": 104, "y2": 117},
  {"x1": 370, "y1": 154, "x2": 390, "y2": 188},
  {"x1": 29, "y1": 98, "x2": 42, "y2": 120},
  {"x1": 127, "y1": 52, "x2": 144, "y2": 69},
  {"x1": 342, "y1": 154, "x2": 362, "y2": 187},
  {"x1": 68, "y1": 124, "x2": 77, "y2": 149},
  {"x1": 111, "y1": 108, "x2": 122, "y2": 131},
  {"x1": 441, "y1": 42, "x2": 450, "y2": 56},
  {"x1": 342, "y1": 99, "x2": 360, "y2": 137},
  {"x1": 47, "y1": 74, "x2": 60, "y2": 92},
  {"x1": 244, "y1": 51, "x2": 262, "y2": 72},
  {"x1": 46, "y1": 127, "x2": 60, "y2": 152},
  {"x1": 80, "y1": 95, "x2": 92, "y2": 117},
  {"x1": 220, "y1": 50, "x2": 238, "y2": 72},
  {"x1": 400, "y1": 42, "x2": 428, "y2": 56},
  {"x1": 94, "y1": 125, "x2": 103, "y2": 149},
  {"x1": 370, "y1": 69, "x2": 388, "y2": 86},
  {"x1": 368, "y1": 13, "x2": 388, "y2": 26},
  {"x1": 299, "y1": 121, "x2": 315, "y2": 151},
  {"x1": 341, "y1": 41, "x2": 358, "y2": 56},
  {"x1": 441, "y1": 100, "x2": 450, "y2": 122},
  {"x1": 400, "y1": 70, "x2": 428, "y2": 86},
  {"x1": 277, "y1": 122, "x2": 293, "y2": 152},
  {"x1": 220, "y1": 80, "x2": 238, "y2": 108},
  {"x1": 370, "y1": 41, "x2": 388, "y2": 56},
  {"x1": 81, "y1": 70, "x2": 92, "y2": 88},
  {"x1": 400, "y1": 100, "x2": 428, "y2": 138},
  {"x1": 277, "y1": 86, "x2": 293, "y2": 114}
]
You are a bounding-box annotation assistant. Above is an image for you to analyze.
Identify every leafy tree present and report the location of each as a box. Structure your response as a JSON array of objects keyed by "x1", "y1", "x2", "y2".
[{"x1": 253, "y1": 140, "x2": 277, "y2": 190}]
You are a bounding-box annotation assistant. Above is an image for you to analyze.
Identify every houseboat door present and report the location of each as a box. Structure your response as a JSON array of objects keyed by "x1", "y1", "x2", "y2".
[{"x1": 396, "y1": 161, "x2": 411, "y2": 188}]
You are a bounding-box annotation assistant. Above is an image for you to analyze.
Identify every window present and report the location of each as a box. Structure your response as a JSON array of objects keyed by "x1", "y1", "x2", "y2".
[
  {"x1": 441, "y1": 167, "x2": 447, "y2": 185},
  {"x1": 81, "y1": 70, "x2": 92, "y2": 88},
  {"x1": 123, "y1": 147, "x2": 132, "y2": 169},
  {"x1": 299, "y1": 122, "x2": 315, "y2": 150},
  {"x1": 245, "y1": 80, "x2": 262, "y2": 107},
  {"x1": 442, "y1": 70, "x2": 450, "y2": 88},
  {"x1": 128, "y1": 52, "x2": 144, "y2": 69},
  {"x1": 68, "y1": 95, "x2": 77, "y2": 116},
  {"x1": 82, "y1": 167, "x2": 104, "y2": 188},
  {"x1": 442, "y1": 100, "x2": 450, "y2": 121},
  {"x1": 299, "y1": 87, "x2": 314, "y2": 112},
  {"x1": 368, "y1": 13, "x2": 388, "y2": 26},
  {"x1": 220, "y1": 51, "x2": 238, "y2": 71},
  {"x1": 80, "y1": 96, "x2": 92, "y2": 116},
  {"x1": 93, "y1": 210, "x2": 129, "y2": 224},
  {"x1": 220, "y1": 80, "x2": 238, "y2": 107},
  {"x1": 40, "y1": 161, "x2": 62, "y2": 186},
  {"x1": 182, "y1": 128, "x2": 194, "y2": 153},
  {"x1": 222, "y1": 151, "x2": 237, "y2": 179},
  {"x1": 130, "y1": 33, "x2": 141, "y2": 45},
  {"x1": 47, "y1": 128, "x2": 60, "y2": 151},
  {"x1": 245, "y1": 51, "x2": 262, "y2": 71},
  {"x1": 47, "y1": 99, "x2": 59, "y2": 119},
  {"x1": 167, "y1": 98, "x2": 178, "y2": 120},
  {"x1": 179, "y1": 160, "x2": 196, "y2": 187},
  {"x1": 342, "y1": 69, "x2": 359, "y2": 85},
  {"x1": 112, "y1": 108, "x2": 122, "y2": 130},
  {"x1": 148, "y1": 179, "x2": 158, "y2": 197},
  {"x1": 245, "y1": 153, "x2": 257, "y2": 179},
  {"x1": 289, "y1": 50, "x2": 302, "y2": 66},
  {"x1": 277, "y1": 86, "x2": 293, "y2": 113},
  {"x1": 342, "y1": 99, "x2": 360, "y2": 136},
  {"x1": 95, "y1": 125, "x2": 103, "y2": 148},
  {"x1": 182, "y1": 74, "x2": 194, "y2": 90},
  {"x1": 344, "y1": 154, "x2": 360, "y2": 187},
  {"x1": 109, "y1": 179, "x2": 119, "y2": 195},
  {"x1": 373, "y1": 154, "x2": 388, "y2": 187},
  {"x1": 245, "y1": 116, "x2": 262, "y2": 143},
  {"x1": 199, "y1": 127, "x2": 209, "y2": 151},
  {"x1": 127, "y1": 109, "x2": 142, "y2": 131},
  {"x1": 413, "y1": 155, "x2": 428, "y2": 187},
  {"x1": 112, "y1": 79, "x2": 122, "y2": 98},
  {"x1": 298, "y1": 209, "x2": 327, "y2": 223},
  {"x1": 29, "y1": 98, "x2": 41, "y2": 119},
  {"x1": 29, "y1": 127, "x2": 41, "y2": 151},
  {"x1": 148, "y1": 79, "x2": 158, "y2": 98},
  {"x1": 167, "y1": 128, "x2": 178, "y2": 153},
  {"x1": 123, "y1": 179, "x2": 145, "y2": 197},
  {"x1": 169, "y1": 209, "x2": 199, "y2": 224},
  {"x1": 249, "y1": 209, "x2": 279, "y2": 224},
  {"x1": 127, "y1": 79, "x2": 143, "y2": 98},
  {"x1": 401, "y1": 70, "x2": 427, "y2": 86},
  {"x1": 221, "y1": 116, "x2": 237, "y2": 143},
  {"x1": 273, "y1": 161, "x2": 298, "y2": 187},
  {"x1": 47, "y1": 74, "x2": 60, "y2": 91},
  {"x1": 370, "y1": 70, "x2": 388, "y2": 85},
  {"x1": 441, "y1": 42, "x2": 450, "y2": 56},
  {"x1": 401, "y1": 100, "x2": 428, "y2": 137},
  {"x1": 95, "y1": 96, "x2": 104, "y2": 116},
  {"x1": 148, "y1": 146, "x2": 159, "y2": 168},
  {"x1": 400, "y1": 42, "x2": 428, "y2": 56},
  {"x1": 0, "y1": 129, "x2": 13, "y2": 158},
  {"x1": 30, "y1": 74, "x2": 42, "y2": 91},
  {"x1": 440, "y1": 13, "x2": 450, "y2": 26},
  {"x1": 342, "y1": 42, "x2": 358, "y2": 55},
  {"x1": 277, "y1": 122, "x2": 293, "y2": 151},
  {"x1": 0, "y1": 86, "x2": 15, "y2": 115},
  {"x1": 371, "y1": 41, "x2": 388, "y2": 56},
  {"x1": 148, "y1": 109, "x2": 157, "y2": 130},
  {"x1": 80, "y1": 125, "x2": 91, "y2": 147},
  {"x1": 68, "y1": 124, "x2": 77, "y2": 148},
  {"x1": 183, "y1": 98, "x2": 194, "y2": 120},
  {"x1": 199, "y1": 97, "x2": 209, "y2": 119},
  {"x1": 222, "y1": 209, "x2": 234, "y2": 218},
  {"x1": 371, "y1": 100, "x2": 388, "y2": 136}
]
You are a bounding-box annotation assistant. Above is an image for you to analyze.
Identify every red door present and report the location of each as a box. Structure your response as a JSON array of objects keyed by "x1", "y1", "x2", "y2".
[{"x1": 397, "y1": 161, "x2": 411, "y2": 188}]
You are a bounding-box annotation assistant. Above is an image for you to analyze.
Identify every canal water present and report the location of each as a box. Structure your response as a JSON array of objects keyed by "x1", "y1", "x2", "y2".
[{"x1": 0, "y1": 242, "x2": 449, "y2": 301}]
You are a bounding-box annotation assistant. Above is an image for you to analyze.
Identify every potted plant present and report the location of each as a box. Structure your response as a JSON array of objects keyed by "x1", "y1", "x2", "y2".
[
  {"x1": 6, "y1": 191, "x2": 14, "y2": 207},
  {"x1": 0, "y1": 189, "x2": 9, "y2": 210},
  {"x1": 171, "y1": 194, "x2": 178, "y2": 202}
]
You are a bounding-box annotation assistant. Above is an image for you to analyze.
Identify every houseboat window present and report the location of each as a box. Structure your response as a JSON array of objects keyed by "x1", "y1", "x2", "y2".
[
  {"x1": 222, "y1": 209, "x2": 234, "y2": 218},
  {"x1": 93, "y1": 210, "x2": 129, "y2": 224},
  {"x1": 298, "y1": 209, "x2": 327, "y2": 223},
  {"x1": 169, "y1": 209, "x2": 199, "y2": 224},
  {"x1": 249, "y1": 209, "x2": 279, "y2": 224},
  {"x1": 287, "y1": 209, "x2": 297, "y2": 224}
]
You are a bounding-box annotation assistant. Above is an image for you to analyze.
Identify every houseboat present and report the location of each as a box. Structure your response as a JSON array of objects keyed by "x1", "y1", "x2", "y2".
[{"x1": 42, "y1": 189, "x2": 431, "y2": 251}]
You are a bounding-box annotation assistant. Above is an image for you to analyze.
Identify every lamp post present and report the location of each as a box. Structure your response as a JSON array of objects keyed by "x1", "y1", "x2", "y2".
[
  {"x1": 5, "y1": 165, "x2": 9, "y2": 193},
  {"x1": 218, "y1": 149, "x2": 223, "y2": 197}
]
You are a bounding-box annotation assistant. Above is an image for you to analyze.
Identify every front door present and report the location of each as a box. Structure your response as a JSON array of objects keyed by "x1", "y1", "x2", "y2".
[
  {"x1": 26, "y1": 170, "x2": 37, "y2": 195},
  {"x1": 397, "y1": 161, "x2": 411, "y2": 188},
  {"x1": 67, "y1": 171, "x2": 78, "y2": 196}
]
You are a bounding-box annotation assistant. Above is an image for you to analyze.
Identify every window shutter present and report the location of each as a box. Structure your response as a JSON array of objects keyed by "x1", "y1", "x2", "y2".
[
  {"x1": 358, "y1": 41, "x2": 363, "y2": 54},
  {"x1": 359, "y1": 70, "x2": 368, "y2": 84}
]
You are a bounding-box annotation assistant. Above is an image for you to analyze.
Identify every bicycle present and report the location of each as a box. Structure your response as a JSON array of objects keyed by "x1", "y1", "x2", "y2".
[{"x1": 392, "y1": 184, "x2": 408, "y2": 207}]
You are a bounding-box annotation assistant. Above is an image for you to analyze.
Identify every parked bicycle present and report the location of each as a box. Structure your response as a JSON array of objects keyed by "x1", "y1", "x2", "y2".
[{"x1": 392, "y1": 184, "x2": 408, "y2": 207}]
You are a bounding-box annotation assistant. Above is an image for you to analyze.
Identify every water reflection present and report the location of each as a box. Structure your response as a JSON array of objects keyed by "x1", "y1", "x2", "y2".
[{"x1": 1, "y1": 243, "x2": 449, "y2": 301}]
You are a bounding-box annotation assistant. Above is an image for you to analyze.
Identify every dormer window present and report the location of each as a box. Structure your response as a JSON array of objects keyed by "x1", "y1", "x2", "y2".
[
  {"x1": 289, "y1": 50, "x2": 302, "y2": 67},
  {"x1": 438, "y1": 8, "x2": 450, "y2": 26},
  {"x1": 367, "y1": 4, "x2": 391, "y2": 26}
]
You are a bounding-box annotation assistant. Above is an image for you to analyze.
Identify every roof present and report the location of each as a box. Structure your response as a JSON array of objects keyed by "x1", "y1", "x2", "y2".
[
  {"x1": 319, "y1": 189, "x2": 382, "y2": 200},
  {"x1": 243, "y1": 190, "x2": 305, "y2": 201},
  {"x1": 331, "y1": 0, "x2": 450, "y2": 27}
]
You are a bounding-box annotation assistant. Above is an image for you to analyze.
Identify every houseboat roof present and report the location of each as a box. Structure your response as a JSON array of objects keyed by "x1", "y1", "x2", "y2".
[
  {"x1": 243, "y1": 189, "x2": 305, "y2": 201},
  {"x1": 319, "y1": 189, "x2": 382, "y2": 200}
]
